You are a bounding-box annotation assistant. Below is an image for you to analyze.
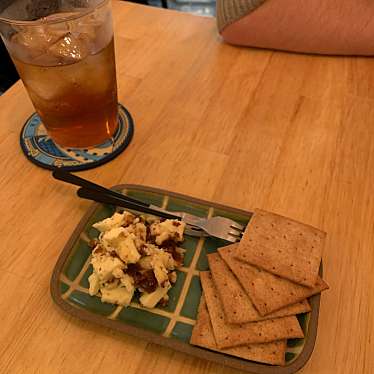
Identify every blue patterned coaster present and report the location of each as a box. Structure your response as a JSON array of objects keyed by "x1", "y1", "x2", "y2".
[{"x1": 20, "y1": 103, "x2": 134, "y2": 171}]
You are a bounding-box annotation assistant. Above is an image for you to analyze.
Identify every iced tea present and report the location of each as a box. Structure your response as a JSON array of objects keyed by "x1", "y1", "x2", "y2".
[
  {"x1": 13, "y1": 38, "x2": 118, "y2": 148},
  {"x1": 0, "y1": 0, "x2": 118, "y2": 148}
]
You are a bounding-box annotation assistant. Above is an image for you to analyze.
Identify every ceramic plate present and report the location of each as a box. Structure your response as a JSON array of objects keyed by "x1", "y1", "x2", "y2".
[{"x1": 50, "y1": 185, "x2": 322, "y2": 374}]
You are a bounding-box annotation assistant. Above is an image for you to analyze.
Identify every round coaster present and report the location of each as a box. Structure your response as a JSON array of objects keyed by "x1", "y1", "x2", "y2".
[{"x1": 20, "y1": 103, "x2": 134, "y2": 171}]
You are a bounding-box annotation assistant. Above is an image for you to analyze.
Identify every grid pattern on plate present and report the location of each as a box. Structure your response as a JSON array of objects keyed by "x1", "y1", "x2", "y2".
[
  {"x1": 59, "y1": 187, "x2": 307, "y2": 363},
  {"x1": 59, "y1": 192, "x2": 208, "y2": 335}
]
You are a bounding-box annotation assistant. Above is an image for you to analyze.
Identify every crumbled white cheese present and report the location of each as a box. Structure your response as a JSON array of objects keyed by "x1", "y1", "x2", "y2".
[
  {"x1": 112, "y1": 267, "x2": 125, "y2": 279},
  {"x1": 134, "y1": 222, "x2": 147, "y2": 242},
  {"x1": 138, "y1": 256, "x2": 153, "y2": 270},
  {"x1": 120, "y1": 274, "x2": 135, "y2": 294},
  {"x1": 150, "y1": 220, "x2": 185, "y2": 245},
  {"x1": 88, "y1": 273, "x2": 100, "y2": 296},
  {"x1": 93, "y1": 212, "x2": 125, "y2": 232},
  {"x1": 138, "y1": 250, "x2": 175, "y2": 284},
  {"x1": 103, "y1": 278, "x2": 120, "y2": 290},
  {"x1": 91, "y1": 255, "x2": 124, "y2": 282},
  {"x1": 100, "y1": 228, "x2": 140, "y2": 264},
  {"x1": 122, "y1": 211, "x2": 136, "y2": 226},
  {"x1": 141, "y1": 243, "x2": 160, "y2": 256},
  {"x1": 159, "y1": 251, "x2": 175, "y2": 270},
  {"x1": 101, "y1": 285, "x2": 134, "y2": 306},
  {"x1": 116, "y1": 234, "x2": 141, "y2": 264},
  {"x1": 139, "y1": 285, "x2": 171, "y2": 309},
  {"x1": 151, "y1": 254, "x2": 169, "y2": 287},
  {"x1": 168, "y1": 271, "x2": 177, "y2": 284},
  {"x1": 88, "y1": 211, "x2": 185, "y2": 309},
  {"x1": 101, "y1": 226, "x2": 127, "y2": 247}
]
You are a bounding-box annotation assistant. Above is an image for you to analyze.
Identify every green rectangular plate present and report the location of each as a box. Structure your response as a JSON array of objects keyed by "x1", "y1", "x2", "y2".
[{"x1": 50, "y1": 185, "x2": 322, "y2": 374}]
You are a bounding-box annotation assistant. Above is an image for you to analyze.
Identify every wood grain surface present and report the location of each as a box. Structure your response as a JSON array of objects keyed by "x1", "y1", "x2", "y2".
[{"x1": 0, "y1": 1, "x2": 373, "y2": 373}]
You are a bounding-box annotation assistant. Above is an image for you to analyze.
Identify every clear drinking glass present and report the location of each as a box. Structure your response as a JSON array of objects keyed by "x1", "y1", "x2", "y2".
[{"x1": 0, "y1": 0, "x2": 118, "y2": 148}]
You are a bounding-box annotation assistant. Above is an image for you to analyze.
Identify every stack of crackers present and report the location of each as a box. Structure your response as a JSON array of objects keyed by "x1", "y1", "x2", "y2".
[{"x1": 191, "y1": 209, "x2": 329, "y2": 366}]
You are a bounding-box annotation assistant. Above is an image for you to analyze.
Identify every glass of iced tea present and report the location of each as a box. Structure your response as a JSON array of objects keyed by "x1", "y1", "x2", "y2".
[{"x1": 0, "y1": 0, "x2": 118, "y2": 148}]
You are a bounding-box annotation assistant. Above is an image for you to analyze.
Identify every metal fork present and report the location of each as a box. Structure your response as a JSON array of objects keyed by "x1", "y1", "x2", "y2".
[
  {"x1": 77, "y1": 187, "x2": 246, "y2": 243},
  {"x1": 53, "y1": 169, "x2": 246, "y2": 243},
  {"x1": 162, "y1": 211, "x2": 245, "y2": 242}
]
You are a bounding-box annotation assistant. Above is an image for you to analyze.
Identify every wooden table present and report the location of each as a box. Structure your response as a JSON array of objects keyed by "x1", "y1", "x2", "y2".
[{"x1": 1, "y1": 2, "x2": 373, "y2": 373}]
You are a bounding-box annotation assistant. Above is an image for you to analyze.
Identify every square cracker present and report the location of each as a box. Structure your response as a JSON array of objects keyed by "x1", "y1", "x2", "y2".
[
  {"x1": 207, "y1": 252, "x2": 311, "y2": 323},
  {"x1": 219, "y1": 244, "x2": 329, "y2": 315},
  {"x1": 200, "y1": 271, "x2": 304, "y2": 349},
  {"x1": 190, "y1": 295, "x2": 287, "y2": 366},
  {"x1": 235, "y1": 209, "x2": 325, "y2": 287}
]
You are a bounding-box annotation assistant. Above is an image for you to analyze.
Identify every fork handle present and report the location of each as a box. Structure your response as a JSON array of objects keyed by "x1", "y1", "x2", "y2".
[
  {"x1": 77, "y1": 187, "x2": 180, "y2": 220},
  {"x1": 52, "y1": 169, "x2": 149, "y2": 208}
]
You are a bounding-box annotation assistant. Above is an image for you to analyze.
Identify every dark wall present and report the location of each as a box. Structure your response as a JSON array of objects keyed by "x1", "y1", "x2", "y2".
[{"x1": 0, "y1": 39, "x2": 19, "y2": 93}]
